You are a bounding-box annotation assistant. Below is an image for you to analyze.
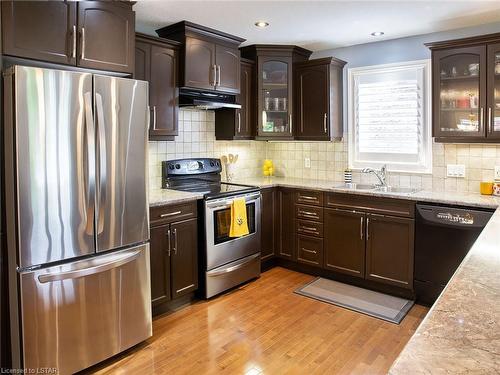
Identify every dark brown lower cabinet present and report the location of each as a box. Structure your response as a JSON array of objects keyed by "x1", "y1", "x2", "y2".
[
  {"x1": 149, "y1": 205, "x2": 198, "y2": 314},
  {"x1": 297, "y1": 235, "x2": 323, "y2": 267},
  {"x1": 324, "y1": 208, "x2": 365, "y2": 278},
  {"x1": 261, "y1": 187, "x2": 277, "y2": 261},
  {"x1": 277, "y1": 188, "x2": 295, "y2": 260},
  {"x1": 150, "y1": 224, "x2": 172, "y2": 307},
  {"x1": 365, "y1": 214, "x2": 414, "y2": 289},
  {"x1": 170, "y1": 219, "x2": 198, "y2": 298}
]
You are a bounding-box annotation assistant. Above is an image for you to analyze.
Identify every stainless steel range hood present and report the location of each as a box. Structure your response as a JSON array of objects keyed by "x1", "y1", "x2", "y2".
[{"x1": 179, "y1": 88, "x2": 241, "y2": 110}]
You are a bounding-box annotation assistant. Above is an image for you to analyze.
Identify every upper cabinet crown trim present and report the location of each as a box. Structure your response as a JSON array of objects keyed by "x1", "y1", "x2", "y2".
[
  {"x1": 425, "y1": 32, "x2": 500, "y2": 50},
  {"x1": 136, "y1": 32, "x2": 181, "y2": 48},
  {"x1": 295, "y1": 56, "x2": 347, "y2": 68},
  {"x1": 241, "y1": 44, "x2": 313, "y2": 59},
  {"x1": 156, "y1": 20, "x2": 246, "y2": 46}
]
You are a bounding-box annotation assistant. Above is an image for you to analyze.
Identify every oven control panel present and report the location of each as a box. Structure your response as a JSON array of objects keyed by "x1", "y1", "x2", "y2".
[{"x1": 162, "y1": 158, "x2": 222, "y2": 177}]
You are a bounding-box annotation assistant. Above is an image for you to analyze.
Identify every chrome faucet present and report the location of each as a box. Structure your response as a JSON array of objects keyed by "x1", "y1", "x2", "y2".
[{"x1": 361, "y1": 165, "x2": 387, "y2": 187}]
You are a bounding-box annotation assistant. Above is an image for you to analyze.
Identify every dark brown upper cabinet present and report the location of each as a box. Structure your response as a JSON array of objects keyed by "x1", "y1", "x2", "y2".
[
  {"x1": 1, "y1": 1, "x2": 77, "y2": 65},
  {"x1": 241, "y1": 45, "x2": 312, "y2": 140},
  {"x1": 294, "y1": 57, "x2": 346, "y2": 140},
  {"x1": 135, "y1": 33, "x2": 180, "y2": 140},
  {"x1": 426, "y1": 32, "x2": 500, "y2": 143},
  {"x1": 156, "y1": 21, "x2": 245, "y2": 94},
  {"x1": 77, "y1": 1, "x2": 135, "y2": 73},
  {"x1": 215, "y1": 58, "x2": 255, "y2": 140},
  {"x1": 1, "y1": 1, "x2": 135, "y2": 74}
]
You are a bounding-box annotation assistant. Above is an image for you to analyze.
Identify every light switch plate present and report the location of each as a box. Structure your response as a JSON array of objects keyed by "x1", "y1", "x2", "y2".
[
  {"x1": 495, "y1": 166, "x2": 500, "y2": 180},
  {"x1": 447, "y1": 164, "x2": 466, "y2": 178},
  {"x1": 304, "y1": 157, "x2": 311, "y2": 168}
]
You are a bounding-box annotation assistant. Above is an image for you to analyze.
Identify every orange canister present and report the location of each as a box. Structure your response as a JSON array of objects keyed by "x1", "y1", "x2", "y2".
[{"x1": 480, "y1": 182, "x2": 494, "y2": 195}]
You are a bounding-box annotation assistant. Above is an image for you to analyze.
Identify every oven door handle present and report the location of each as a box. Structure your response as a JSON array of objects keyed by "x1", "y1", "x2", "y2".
[
  {"x1": 205, "y1": 194, "x2": 261, "y2": 210},
  {"x1": 207, "y1": 253, "x2": 260, "y2": 277}
]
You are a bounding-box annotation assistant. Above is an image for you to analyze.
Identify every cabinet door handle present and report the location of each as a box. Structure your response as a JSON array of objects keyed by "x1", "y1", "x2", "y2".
[
  {"x1": 212, "y1": 65, "x2": 217, "y2": 87},
  {"x1": 360, "y1": 216, "x2": 364, "y2": 240},
  {"x1": 289, "y1": 114, "x2": 293, "y2": 133},
  {"x1": 72, "y1": 25, "x2": 77, "y2": 59},
  {"x1": 488, "y1": 107, "x2": 493, "y2": 133},
  {"x1": 238, "y1": 111, "x2": 241, "y2": 133},
  {"x1": 160, "y1": 210, "x2": 181, "y2": 218},
  {"x1": 166, "y1": 229, "x2": 171, "y2": 256},
  {"x1": 366, "y1": 217, "x2": 370, "y2": 240},
  {"x1": 172, "y1": 228, "x2": 178, "y2": 254},
  {"x1": 324, "y1": 113, "x2": 327, "y2": 133},
  {"x1": 480, "y1": 107, "x2": 484, "y2": 130},
  {"x1": 151, "y1": 106, "x2": 157, "y2": 130},
  {"x1": 217, "y1": 65, "x2": 221, "y2": 87},
  {"x1": 80, "y1": 27, "x2": 85, "y2": 59}
]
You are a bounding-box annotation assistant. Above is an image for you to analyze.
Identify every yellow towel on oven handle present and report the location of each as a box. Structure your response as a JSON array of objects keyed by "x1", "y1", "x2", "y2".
[{"x1": 229, "y1": 197, "x2": 249, "y2": 237}]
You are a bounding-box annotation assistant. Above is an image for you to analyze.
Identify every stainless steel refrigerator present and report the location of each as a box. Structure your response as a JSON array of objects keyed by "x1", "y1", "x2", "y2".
[{"x1": 4, "y1": 65, "x2": 151, "y2": 374}]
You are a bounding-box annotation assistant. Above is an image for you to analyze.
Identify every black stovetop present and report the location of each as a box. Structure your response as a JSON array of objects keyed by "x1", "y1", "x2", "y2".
[{"x1": 161, "y1": 158, "x2": 260, "y2": 200}]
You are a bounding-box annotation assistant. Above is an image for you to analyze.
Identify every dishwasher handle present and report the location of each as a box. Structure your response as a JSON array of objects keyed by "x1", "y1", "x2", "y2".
[{"x1": 416, "y1": 204, "x2": 493, "y2": 229}]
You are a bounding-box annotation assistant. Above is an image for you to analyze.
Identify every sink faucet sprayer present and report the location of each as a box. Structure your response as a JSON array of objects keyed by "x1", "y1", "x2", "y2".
[{"x1": 361, "y1": 165, "x2": 387, "y2": 187}]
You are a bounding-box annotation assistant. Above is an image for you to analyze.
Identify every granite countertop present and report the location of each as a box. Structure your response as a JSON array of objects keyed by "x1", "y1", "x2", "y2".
[
  {"x1": 389, "y1": 206, "x2": 500, "y2": 374},
  {"x1": 149, "y1": 189, "x2": 203, "y2": 207},
  {"x1": 233, "y1": 176, "x2": 500, "y2": 209}
]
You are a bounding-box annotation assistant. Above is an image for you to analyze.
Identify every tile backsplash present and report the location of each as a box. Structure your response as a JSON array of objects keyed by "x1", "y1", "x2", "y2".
[
  {"x1": 266, "y1": 139, "x2": 500, "y2": 194},
  {"x1": 149, "y1": 109, "x2": 500, "y2": 194},
  {"x1": 148, "y1": 109, "x2": 265, "y2": 190}
]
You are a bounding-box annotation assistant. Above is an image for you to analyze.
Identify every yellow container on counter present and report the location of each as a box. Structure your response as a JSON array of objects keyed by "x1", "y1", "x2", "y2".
[{"x1": 480, "y1": 181, "x2": 494, "y2": 195}]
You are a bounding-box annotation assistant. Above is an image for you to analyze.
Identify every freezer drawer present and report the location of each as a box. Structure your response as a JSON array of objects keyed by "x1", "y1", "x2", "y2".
[{"x1": 19, "y1": 244, "x2": 152, "y2": 374}]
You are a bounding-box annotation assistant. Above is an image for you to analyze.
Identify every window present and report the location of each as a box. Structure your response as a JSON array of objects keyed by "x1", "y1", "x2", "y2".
[{"x1": 348, "y1": 60, "x2": 432, "y2": 173}]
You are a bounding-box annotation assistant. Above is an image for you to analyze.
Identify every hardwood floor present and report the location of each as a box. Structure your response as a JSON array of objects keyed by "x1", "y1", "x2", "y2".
[{"x1": 88, "y1": 267, "x2": 428, "y2": 375}]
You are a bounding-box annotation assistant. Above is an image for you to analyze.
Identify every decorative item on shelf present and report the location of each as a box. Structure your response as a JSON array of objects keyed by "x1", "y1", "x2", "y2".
[
  {"x1": 451, "y1": 66, "x2": 458, "y2": 77},
  {"x1": 344, "y1": 168, "x2": 352, "y2": 184},
  {"x1": 457, "y1": 96, "x2": 470, "y2": 109},
  {"x1": 469, "y1": 92, "x2": 478, "y2": 109},
  {"x1": 262, "y1": 159, "x2": 274, "y2": 176},
  {"x1": 480, "y1": 181, "x2": 494, "y2": 195},
  {"x1": 222, "y1": 153, "x2": 238, "y2": 182},
  {"x1": 440, "y1": 70, "x2": 447, "y2": 78},
  {"x1": 468, "y1": 63, "x2": 479, "y2": 76}
]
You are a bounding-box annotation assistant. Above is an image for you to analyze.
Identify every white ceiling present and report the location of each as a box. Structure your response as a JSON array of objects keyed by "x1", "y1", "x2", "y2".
[{"x1": 135, "y1": 0, "x2": 500, "y2": 51}]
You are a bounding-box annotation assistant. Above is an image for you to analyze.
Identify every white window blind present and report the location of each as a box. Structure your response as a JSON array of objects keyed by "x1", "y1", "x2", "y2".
[{"x1": 348, "y1": 60, "x2": 432, "y2": 174}]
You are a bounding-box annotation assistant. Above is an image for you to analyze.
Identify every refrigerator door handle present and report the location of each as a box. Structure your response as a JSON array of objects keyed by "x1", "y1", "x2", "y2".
[
  {"x1": 37, "y1": 249, "x2": 142, "y2": 283},
  {"x1": 95, "y1": 93, "x2": 107, "y2": 234},
  {"x1": 83, "y1": 92, "x2": 96, "y2": 235}
]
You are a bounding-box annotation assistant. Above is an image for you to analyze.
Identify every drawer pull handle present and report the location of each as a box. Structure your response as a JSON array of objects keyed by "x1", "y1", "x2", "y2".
[
  {"x1": 300, "y1": 225, "x2": 317, "y2": 232},
  {"x1": 300, "y1": 196, "x2": 317, "y2": 201},
  {"x1": 160, "y1": 211, "x2": 182, "y2": 218},
  {"x1": 300, "y1": 210, "x2": 318, "y2": 217},
  {"x1": 302, "y1": 248, "x2": 317, "y2": 254}
]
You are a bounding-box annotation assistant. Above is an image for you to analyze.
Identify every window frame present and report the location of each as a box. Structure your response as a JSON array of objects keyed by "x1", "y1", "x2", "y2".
[{"x1": 347, "y1": 59, "x2": 432, "y2": 174}]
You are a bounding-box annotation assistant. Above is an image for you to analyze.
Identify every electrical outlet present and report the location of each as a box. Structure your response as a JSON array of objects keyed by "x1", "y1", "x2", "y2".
[
  {"x1": 304, "y1": 157, "x2": 311, "y2": 168},
  {"x1": 495, "y1": 166, "x2": 500, "y2": 180},
  {"x1": 447, "y1": 164, "x2": 466, "y2": 178}
]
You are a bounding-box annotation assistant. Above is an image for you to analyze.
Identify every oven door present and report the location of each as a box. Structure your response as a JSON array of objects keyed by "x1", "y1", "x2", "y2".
[{"x1": 205, "y1": 192, "x2": 261, "y2": 270}]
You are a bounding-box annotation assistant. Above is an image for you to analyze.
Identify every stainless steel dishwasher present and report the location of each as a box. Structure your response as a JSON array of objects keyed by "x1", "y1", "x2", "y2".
[{"x1": 414, "y1": 204, "x2": 493, "y2": 305}]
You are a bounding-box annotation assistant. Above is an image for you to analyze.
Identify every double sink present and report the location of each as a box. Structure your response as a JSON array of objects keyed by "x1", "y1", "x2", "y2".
[{"x1": 334, "y1": 183, "x2": 420, "y2": 194}]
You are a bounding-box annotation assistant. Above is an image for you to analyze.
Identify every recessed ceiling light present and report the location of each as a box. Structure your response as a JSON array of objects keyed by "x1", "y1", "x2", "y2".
[
  {"x1": 371, "y1": 31, "x2": 385, "y2": 37},
  {"x1": 255, "y1": 21, "x2": 269, "y2": 28}
]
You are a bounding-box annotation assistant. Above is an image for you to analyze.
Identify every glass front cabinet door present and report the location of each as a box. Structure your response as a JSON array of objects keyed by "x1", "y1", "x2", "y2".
[
  {"x1": 432, "y1": 46, "x2": 487, "y2": 139},
  {"x1": 258, "y1": 57, "x2": 293, "y2": 138},
  {"x1": 487, "y1": 43, "x2": 500, "y2": 139}
]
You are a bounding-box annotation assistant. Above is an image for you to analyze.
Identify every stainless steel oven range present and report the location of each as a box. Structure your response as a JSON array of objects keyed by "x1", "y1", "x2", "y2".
[{"x1": 163, "y1": 158, "x2": 261, "y2": 298}]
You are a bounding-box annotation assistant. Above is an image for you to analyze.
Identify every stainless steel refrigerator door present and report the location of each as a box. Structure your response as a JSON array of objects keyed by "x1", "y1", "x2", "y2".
[
  {"x1": 93, "y1": 75, "x2": 149, "y2": 252},
  {"x1": 20, "y1": 244, "x2": 152, "y2": 375},
  {"x1": 14, "y1": 66, "x2": 95, "y2": 268}
]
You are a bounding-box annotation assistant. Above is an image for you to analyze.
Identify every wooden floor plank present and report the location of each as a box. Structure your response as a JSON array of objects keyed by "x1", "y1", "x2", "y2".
[{"x1": 86, "y1": 267, "x2": 428, "y2": 375}]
